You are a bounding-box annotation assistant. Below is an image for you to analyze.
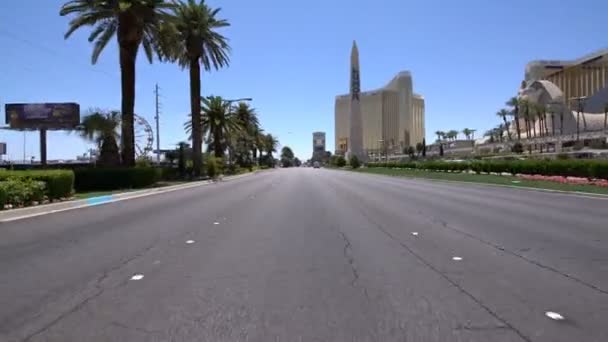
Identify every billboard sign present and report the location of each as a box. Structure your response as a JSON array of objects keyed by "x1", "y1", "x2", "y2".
[{"x1": 5, "y1": 103, "x2": 80, "y2": 129}]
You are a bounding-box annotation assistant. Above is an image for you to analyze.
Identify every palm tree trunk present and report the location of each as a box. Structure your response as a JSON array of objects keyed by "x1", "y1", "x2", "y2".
[
  {"x1": 551, "y1": 114, "x2": 556, "y2": 136},
  {"x1": 514, "y1": 110, "x2": 521, "y2": 141},
  {"x1": 213, "y1": 130, "x2": 223, "y2": 158},
  {"x1": 560, "y1": 113, "x2": 564, "y2": 135},
  {"x1": 189, "y1": 57, "x2": 202, "y2": 177},
  {"x1": 502, "y1": 117, "x2": 512, "y2": 140},
  {"x1": 604, "y1": 108, "x2": 607, "y2": 131},
  {"x1": 119, "y1": 42, "x2": 138, "y2": 167}
]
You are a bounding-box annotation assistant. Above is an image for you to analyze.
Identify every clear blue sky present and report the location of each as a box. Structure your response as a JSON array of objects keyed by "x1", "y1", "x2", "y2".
[{"x1": 1, "y1": 0, "x2": 606, "y2": 161}]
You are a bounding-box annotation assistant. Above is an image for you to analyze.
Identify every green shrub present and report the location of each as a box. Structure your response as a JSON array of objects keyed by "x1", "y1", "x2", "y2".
[
  {"x1": 336, "y1": 156, "x2": 347, "y2": 167},
  {"x1": 0, "y1": 170, "x2": 74, "y2": 199},
  {"x1": 0, "y1": 178, "x2": 46, "y2": 207},
  {"x1": 511, "y1": 142, "x2": 524, "y2": 154},
  {"x1": 206, "y1": 158, "x2": 220, "y2": 178},
  {"x1": 74, "y1": 167, "x2": 161, "y2": 191},
  {"x1": 349, "y1": 156, "x2": 361, "y2": 169}
]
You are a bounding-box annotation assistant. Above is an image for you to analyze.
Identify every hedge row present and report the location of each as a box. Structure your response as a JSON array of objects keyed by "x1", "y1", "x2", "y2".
[
  {"x1": 74, "y1": 167, "x2": 161, "y2": 191},
  {"x1": 367, "y1": 160, "x2": 608, "y2": 179},
  {"x1": 0, "y1": 170, "x2": 74, "y2": 199},
  {"x1": 0, "y1": 178, "x2": 46, "y2": 207}
]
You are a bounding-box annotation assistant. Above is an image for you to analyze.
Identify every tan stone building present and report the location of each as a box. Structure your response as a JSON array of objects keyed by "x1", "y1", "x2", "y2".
[
  {"x1": 334, "y1": 72, "x2": 425, "y2": 156},
  {"x1": 525, "y1": 48, "x2": 608, "y2": 102}
]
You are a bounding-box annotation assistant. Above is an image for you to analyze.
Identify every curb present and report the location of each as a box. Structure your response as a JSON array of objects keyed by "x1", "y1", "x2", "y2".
[{"x1": 0, "y1": 171, "x2": 260, "y2": 223}]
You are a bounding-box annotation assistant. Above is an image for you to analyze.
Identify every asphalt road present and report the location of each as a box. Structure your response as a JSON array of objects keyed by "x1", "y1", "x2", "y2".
[{"x1": 1, "y1": 168, "x2": 608, "y2": 341}]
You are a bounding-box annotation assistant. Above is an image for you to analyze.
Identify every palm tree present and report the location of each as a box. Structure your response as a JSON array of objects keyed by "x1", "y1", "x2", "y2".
[
  {"x1": 233, "y1": 102, "x2": 260, "y2": 166},
  {"x1": 252, "y1": 126, "x2": 265, "y2": 164},
  {"x1": 264, "y1": 133, "x2": 279, "y2": 157},
  {"x1": 447, "y1": 130, "x2": 459, "y2": 141},
  {"x1": 496, "y1": 109, "x2": 512, "y2": 141},
  {"x1": 199, "y1": 96, "x2": 240, "y2": 158},
  {"x1": 435, "y1": 130, "x2": 445, "y2": 142},
  {"x1": 506, "y1": 97, "x2": 521, "y2": 141},
  {"x1": 462, "y1": 128, "x2": 472, "y2": 140},
  {"x1": 519, "y1": 99, "x2": 531, "y2": 139},
  {"x1": 60, "y1": 0, "x2": 172, "y2": 167},
  {"x1": 158, "y1": 0, "x2": 230, "y2": 176},
  {"x1": 76, "y1": 110, "x2": 121, "y2": 166}
]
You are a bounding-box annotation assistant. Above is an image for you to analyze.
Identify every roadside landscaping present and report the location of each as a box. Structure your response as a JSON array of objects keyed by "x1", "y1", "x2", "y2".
[
  {"x1": 1, "y1": 165, "x2": 263, "y2": 210},
  {"x1": 360, "y1": 160, "x2": 608, "y2": 195}
]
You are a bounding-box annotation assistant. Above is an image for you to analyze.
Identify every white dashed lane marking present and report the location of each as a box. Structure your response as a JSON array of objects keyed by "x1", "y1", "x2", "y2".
[
  {"x1": 186, "y1": 240, "x2": 195, "y2": 244},
  {"x1": 130, "y1": 274, "x2": 144, "y2": 280},
  {"x1": 411, "y1": 232, "x2": 419, "y2": 236},
  {"x1": 452, "y1": 256, "x2": 463, "y2": 261},
  {"x1": 545, "y1": 311, "x2": 565, "y2": 320},
  {"x1": 213, "y1": 222, "x2": 220, "y2": 225}
]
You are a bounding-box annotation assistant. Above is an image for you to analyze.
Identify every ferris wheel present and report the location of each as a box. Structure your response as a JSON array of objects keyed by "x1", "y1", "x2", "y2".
[
  {"x1": 133, "y1": 114, "x2": 154, "y2": 158},
  {"x1": 117, "y1": 114, "x2": 154, "y2": 158}
]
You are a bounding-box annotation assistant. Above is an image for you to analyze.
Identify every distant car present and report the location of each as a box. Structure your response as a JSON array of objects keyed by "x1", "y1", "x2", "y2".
[{"x1": 313, "y1": 161, "x2": 320, "y2": 168}]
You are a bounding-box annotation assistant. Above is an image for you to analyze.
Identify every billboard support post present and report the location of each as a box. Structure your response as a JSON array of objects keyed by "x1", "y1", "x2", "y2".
[{"x1": 40, "y1": 129, "x2": 47, "y2": 166}]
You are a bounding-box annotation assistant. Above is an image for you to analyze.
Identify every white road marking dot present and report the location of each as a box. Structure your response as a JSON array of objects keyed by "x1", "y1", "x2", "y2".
[
  {"x1": 545, "y1": 311, "x2": 564, "y2": 320},
  {"x1": 186, "y1": 240, "x2": 195, "y2": 244},
  {"x1": 412, "y1": 232, "x2": 419, "y2": 236},
  {"x1": 213, "y1": 222, "x2": 220, "y2": 225},
  {"x1": 130, "y1": 274, "x2": 144, "y2": 280},
  {"x1": 452, "y1": 256, "x2": 463, "y2": 261}
]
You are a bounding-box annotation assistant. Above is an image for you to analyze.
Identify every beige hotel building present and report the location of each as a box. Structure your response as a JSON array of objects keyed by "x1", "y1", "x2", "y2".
[{"x1": 335, "y1": 71, "x2": 425, "y2": 156}]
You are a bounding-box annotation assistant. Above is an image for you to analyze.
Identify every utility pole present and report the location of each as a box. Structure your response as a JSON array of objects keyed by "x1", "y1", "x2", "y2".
[{"x1": 154, "y1": 84, "x2": 161, "y2": 163}]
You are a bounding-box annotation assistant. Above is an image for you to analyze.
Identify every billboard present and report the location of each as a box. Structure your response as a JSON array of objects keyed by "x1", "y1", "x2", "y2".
[{"x1": 5, "y1": 103, "x2": 80, "y2": 129}]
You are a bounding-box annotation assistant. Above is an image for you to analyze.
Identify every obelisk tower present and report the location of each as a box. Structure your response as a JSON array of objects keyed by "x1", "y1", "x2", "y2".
[{"x1": 348, "y1": 41, "x2": 364, "y2": 161}]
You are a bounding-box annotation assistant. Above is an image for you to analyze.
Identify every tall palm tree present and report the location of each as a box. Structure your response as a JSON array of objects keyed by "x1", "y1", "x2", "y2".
[
  {"x1": 234, "y1": 102, "x2": 260, "y2": 166},
  {"x1": 252, "y1": 126, "x2": 265, "y2": 164},
  {"x1": 462, "y1": 128, "x2": 472, "y2": 140},
  {"x1": 506, "y1": 97, "x2": 521, "y2": 141},
  {"x1": 447, "y1": 130, "x2": 459, "y2": 141},
  {"x1": 201, "y1": 96, "x2": 240, "y2": 158},
  {"x1": 519, "y1": 99, "x2": 531, "y2": 139},
  {"x1": 60, "y1": 0, "x2": 172, "y2": 167},
  {"x1": 263, "y1": 133, "x2": 279, "y2": 157},
  {"x1": 434, "y1": 130, "x2": 444, "y2": 142},
  {"x1": 76, "y1": 110, "x2": 121, "y2": 166},
  {"x1": 496, "y1": 109, "x2": 512, "y2": 140},
  {"x1": 158, "y1": 0, "x2": 230, "y2": 176}
]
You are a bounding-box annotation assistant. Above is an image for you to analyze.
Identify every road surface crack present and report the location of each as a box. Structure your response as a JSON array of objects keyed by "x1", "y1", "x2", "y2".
[
  {"x1": 21, "y1": 241, "x2": 159, "y2": 341},
  {"x1": 354, "y1": 208, "x2": 531, "y2": 342},
  {"x1": 427, "y1": 216, "x2": 608, "y2": 296},
  {"x1": 338, "y1": 231, "x2": 370, "y2": 301},
  {"x1": 339, "y1": 231, "x2": 360, "y2": 287}
]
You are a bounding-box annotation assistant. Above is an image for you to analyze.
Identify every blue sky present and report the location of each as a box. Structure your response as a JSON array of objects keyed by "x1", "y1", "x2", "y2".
[{"x1": 0, "y1": 0, "x2": 607, "y2": 161}]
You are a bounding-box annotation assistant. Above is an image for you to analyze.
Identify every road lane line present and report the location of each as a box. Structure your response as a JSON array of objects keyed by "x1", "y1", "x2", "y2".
[
  {"x1": 545, "y1": 311, "x2": 565, "y2": 320},
  {"x1": 130, "y1": 274, "x2": 144, "y2": 280}
]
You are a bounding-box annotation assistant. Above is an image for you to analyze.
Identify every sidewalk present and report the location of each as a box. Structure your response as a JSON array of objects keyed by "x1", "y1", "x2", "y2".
[{"x1": 0, "y1": 171, "x2": 258, "y2": 223}]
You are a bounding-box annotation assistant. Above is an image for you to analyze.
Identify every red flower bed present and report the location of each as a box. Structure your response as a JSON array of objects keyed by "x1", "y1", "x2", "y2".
[{"x1": 518, "y1": 174, "x2": 608, "y2": 187}]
